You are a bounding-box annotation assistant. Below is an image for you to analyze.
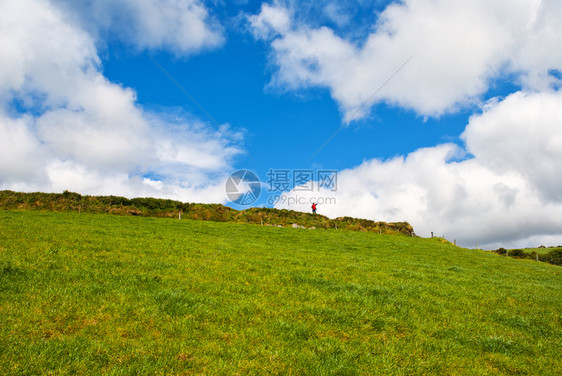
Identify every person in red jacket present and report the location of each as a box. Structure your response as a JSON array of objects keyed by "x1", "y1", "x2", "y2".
[{"x1": 311, "y1": 202, "x2": 317, "y2": 214}]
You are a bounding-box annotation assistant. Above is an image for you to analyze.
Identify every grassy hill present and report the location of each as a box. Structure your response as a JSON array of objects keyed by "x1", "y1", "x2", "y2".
[
  {"x1": 0, "y1": 190, "x2": 414, "y2": 236},
  {"x1": 491, "y1": 247, "x2": 562, "y2": 266},
  {"x1": 1, "y1": 210, "x2": 561, "y2": 375},
  {"x1": 521, "y1": 247, "x2": 561, "y2": 255}
]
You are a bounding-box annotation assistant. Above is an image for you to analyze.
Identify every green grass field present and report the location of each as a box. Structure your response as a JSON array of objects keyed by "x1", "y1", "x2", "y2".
[
  {"x1": 517, "y1": 247, "x2": 561, "y2": 255},
  {"x1": 1, "y1": 210, "x2": 561, "y2": 375}
]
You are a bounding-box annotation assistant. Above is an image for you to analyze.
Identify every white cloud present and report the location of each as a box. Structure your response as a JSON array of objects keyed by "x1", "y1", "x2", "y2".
[
  {"x1": 249, "y1": 3, "x2": 292, "y2": 39},
  {"x1": 250, "y1": 0, "x2": 562, "y2": 119},
  {"x1": 0, "y1": 0, "x2": 238, "y2": 203},
  {"x1": 322, "y1": 2, "x2": 351, "y2": 28},
  {"x1": 0, "y1": 114, "x2": 45, "y2": 184},
  {"x1": 463, "y1": 90, "x2": 562, "y2": 202},
  {"x1": 511, "y1": 0, "x2": 562, "y2": 90},
  {"x1": 41, "y1": 159, "x2": 229, "y2": 204},
  {"x1": 55, "y1": 0, "x2": 223, "y2": 55},
  {"x1": 275, "y1": 90, "x2": 562, "y2": 249}
]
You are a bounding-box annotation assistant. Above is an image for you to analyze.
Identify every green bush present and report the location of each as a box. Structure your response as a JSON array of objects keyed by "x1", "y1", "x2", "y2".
[
  {"x1": 509, "y1": 249, "x2": 526, "y2": 258},
  {"x1": 540, "y1": 249, "x2": 562, "y2": 266},
  {"x1": 495, "y1": 248, "x2": 507, "y2": 255}
]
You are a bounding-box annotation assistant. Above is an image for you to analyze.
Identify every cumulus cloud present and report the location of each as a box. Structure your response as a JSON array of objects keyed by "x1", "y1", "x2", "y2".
[
  {"x1": 463, "y1": 90, "x2": 562, "y2": 202},
  {"x1": 275, "y1": 90, "x2": 562, "y2": 249},
  {"x1": 250, "y1": 0, "x2": 562, "y2": 119},
  {"x1": 0, "y1": 114, "x2": 45, "y2": 185},
  {"x1": 322, "y1": 2, "x2": 351, "y2": 28},
  {"x1": 249, "y1": 3, "x2": 292, "y2": 39},
  {"x1": 55, "y1": 0, "x2": 223, "y2": 55},
  {"x1": 0, "y1": 0, "x2": 238, "y2": 203}
]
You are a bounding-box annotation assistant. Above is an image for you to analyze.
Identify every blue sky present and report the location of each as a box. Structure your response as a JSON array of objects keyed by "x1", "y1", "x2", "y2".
[
  {"x1": 101, "y1": 3, "x2": 477, "y2": 188},
  {"x1": 1, "y1": 0, "x2": 562, "y2": 248}
]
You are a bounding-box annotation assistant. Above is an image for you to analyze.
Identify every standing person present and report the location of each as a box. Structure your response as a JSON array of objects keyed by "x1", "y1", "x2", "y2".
[{"x1": 311, "y1": 202, "x2": 317, "y2": 214}]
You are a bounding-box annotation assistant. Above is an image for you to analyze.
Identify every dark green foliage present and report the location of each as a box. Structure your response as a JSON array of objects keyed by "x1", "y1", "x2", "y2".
[
  {"x1": 495, "y1": 247, "x2": 507, "y2": 255},
  {"x1": 510, "y1": 249, "x2": 526, "y2": 258},
  {"x1": 540, "y1": 248, "x2": 562, "y2": 266}
]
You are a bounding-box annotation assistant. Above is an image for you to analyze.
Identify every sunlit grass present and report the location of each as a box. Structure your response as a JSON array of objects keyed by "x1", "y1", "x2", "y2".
[
  {"x1": 1, "y1": 210, "x2": 560, "y2": 375},
  {"x1": 517, "y1": 247, "x2": 560, "y2": 255}
]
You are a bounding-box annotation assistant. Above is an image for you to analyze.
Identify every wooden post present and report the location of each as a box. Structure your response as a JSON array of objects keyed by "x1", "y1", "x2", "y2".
[
  {"x1": 536, "y1": 252, "x2": 539, "y2": 262},
  {"x1": 335, "y1": 223, "x2": 338, "y2": 230},
  {"x1": 179, "y1": 212, "x2": 182, "y2": 220},
  {"x1": 454, "y1": 239, "x2": 456, "y2": 246}
]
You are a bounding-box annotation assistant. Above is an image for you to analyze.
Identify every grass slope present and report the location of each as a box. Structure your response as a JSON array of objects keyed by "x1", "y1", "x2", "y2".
[
  {"x1": 0, "y1": 190, "x2": 415, "y2": 236},
  {"x1": 0, "y1": 210, "x2": 561, "y2": 375},
  {"x1": 522, "y1": 247, "x2": 561, "y2": 255}
]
